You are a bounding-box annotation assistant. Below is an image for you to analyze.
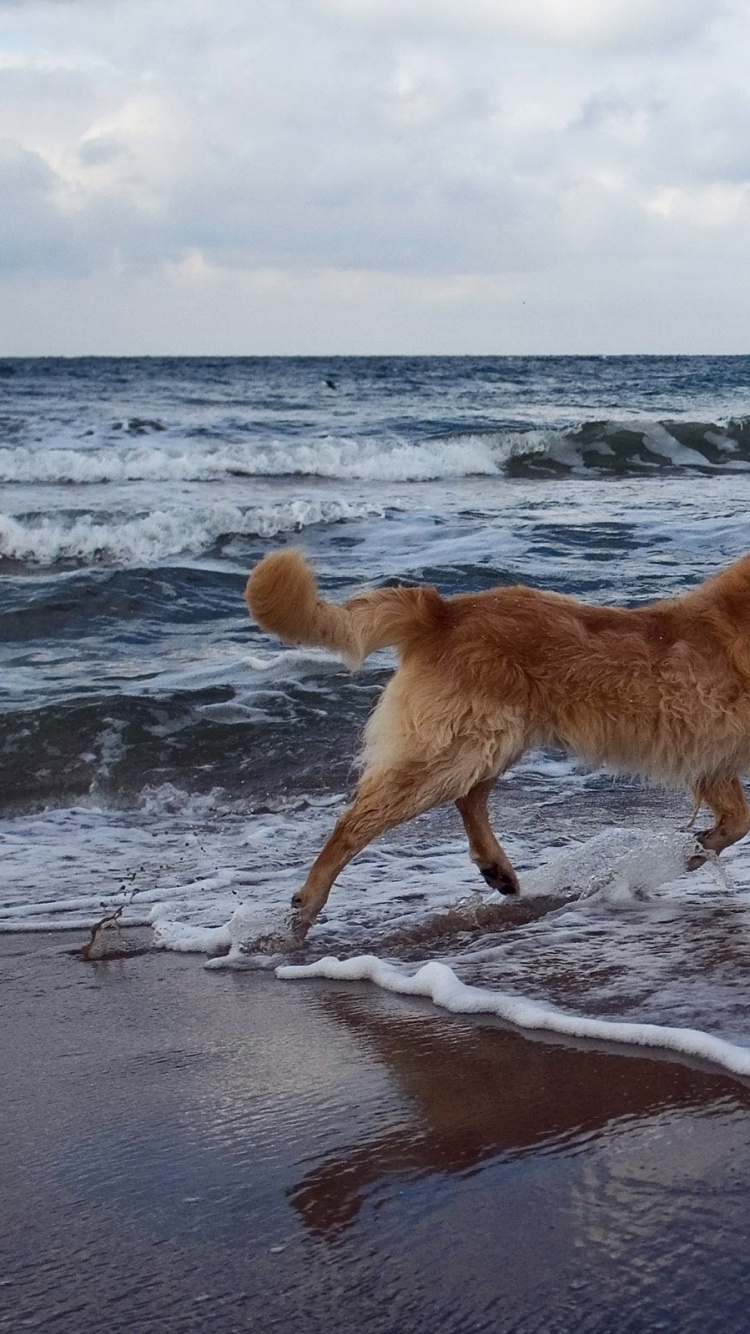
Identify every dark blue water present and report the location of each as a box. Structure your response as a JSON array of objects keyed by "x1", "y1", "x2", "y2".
[{"x1": 3, "y1": 354, "x2": 750, "y2": 810}]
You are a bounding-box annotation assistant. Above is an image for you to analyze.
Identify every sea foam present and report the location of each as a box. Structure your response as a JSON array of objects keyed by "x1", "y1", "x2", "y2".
[
  {"x1": 276, "y1": 955, "x2": 750, "y2": 1078},
  {"x1": 0, "y1": 434, "x2": 504, "y2": 485}
]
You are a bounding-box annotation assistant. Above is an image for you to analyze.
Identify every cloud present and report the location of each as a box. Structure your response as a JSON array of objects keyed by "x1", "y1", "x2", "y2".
[
  {"x1": 316, "y1": 0, "x2": 723, "y2": 51},
  {"x1": 0, "y1": 140, "x2": 77, "y2": 271},
  {"x1": 1, "y1": 0, "x2": 749, "y2": 350},
  {"x1": 78, "y1": 133, "x2": 125, "y2": 166}
]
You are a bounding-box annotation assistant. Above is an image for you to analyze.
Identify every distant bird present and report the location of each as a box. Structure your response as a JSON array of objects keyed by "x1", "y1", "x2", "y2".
[{"x1": 324, "y1": 377, "x2": 337, "y2": 390}]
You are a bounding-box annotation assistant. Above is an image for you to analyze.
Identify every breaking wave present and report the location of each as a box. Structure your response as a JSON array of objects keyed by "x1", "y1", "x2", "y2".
[
  {"x1": 3, "y1": 417, "x2": 750, "y2": 485},
  {"x1": 0, "y1": 497, "x2": 390, "y2": 566}
]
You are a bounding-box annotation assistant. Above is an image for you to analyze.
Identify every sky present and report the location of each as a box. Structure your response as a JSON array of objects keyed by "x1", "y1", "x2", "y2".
[{"x1": 2, "y1": 0, "x2": 750, "y2": 355}]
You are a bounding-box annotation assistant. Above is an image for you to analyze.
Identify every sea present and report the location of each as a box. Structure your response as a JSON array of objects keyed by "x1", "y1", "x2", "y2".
[{"x1": 4, "y1": 354, "x2": 750, "y2": 1074}]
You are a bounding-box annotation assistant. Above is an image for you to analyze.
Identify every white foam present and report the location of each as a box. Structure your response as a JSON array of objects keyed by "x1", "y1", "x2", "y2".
[
  {"x1": 0, "y1": 445, "x2": 210, "y2": 485},
  {"x1": 0, "y1": 427, "x2": 570, "y2": 489},
  {"x1": 276, "y1": 955, "x2": 750, "y2": 1078},
  {"x1": 0, "y1": 876, "x2": 216, "y2": 933},
  {"x1": 202, "y1": 901, "x2": 299, "y2": 969},
  {"x1": 0, "y1": 913, "x2": 153, "y2": 933},
  {"x1": 0, "y1": 435, "x2": 507, "y2": 485},
  {"x1": 270, "y1": 435, "x2": 503, "y2": 481},
  {"x1": 521, "y1": 828, "x2": 701, "y2": 901},
  {"x1": 0, "y1": 497, "x2": 389, "y2": 565},
  {"x1": 150, "y1": 916, "x2": 233, "y2": 956}
]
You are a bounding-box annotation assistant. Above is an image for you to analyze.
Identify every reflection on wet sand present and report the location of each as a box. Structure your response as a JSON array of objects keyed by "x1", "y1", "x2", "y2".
[{"x1": 290, "y1": 990, "x2": 750, "y2": 1235}]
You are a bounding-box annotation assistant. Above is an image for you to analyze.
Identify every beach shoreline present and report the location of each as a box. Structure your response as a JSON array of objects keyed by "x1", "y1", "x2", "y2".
[{"x1": 4, "y1": 929, "x2": 750, "y2": 1333}]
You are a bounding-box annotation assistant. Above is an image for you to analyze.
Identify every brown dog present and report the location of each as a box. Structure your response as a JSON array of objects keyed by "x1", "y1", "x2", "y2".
[{"x1": 246, "y1": 549, "x2": 750, "y2": 931}]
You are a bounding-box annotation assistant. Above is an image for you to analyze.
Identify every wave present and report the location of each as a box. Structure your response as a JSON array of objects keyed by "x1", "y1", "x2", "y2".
[
  {"x1": 0, "y1": 436, "x2": 499, "y2": 484},
  {"x1": 0, "y1": 669, "x2": 378, "y2": 811},
  {"x1": 427, "y1": 416, "x2": 750, "y2": 479},
  {"x1": 3, "y1": 417, "x2": 750, "y2": 484},
  {"x1": 504, "y1": 417, "x2": 750, "y2": 477},
  {"x1": 0, "y1": 497, "x2": 390, "y2": 566}
]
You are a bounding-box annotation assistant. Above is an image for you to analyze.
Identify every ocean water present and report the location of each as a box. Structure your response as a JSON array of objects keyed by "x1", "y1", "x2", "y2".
[{"x1": 3, "y1": 355, "x2": 750, "y2": 1073}]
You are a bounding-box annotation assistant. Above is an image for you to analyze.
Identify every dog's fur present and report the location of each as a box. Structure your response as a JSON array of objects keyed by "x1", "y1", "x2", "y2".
[{"x1": 246, "y1": 549, "x2": 750, "y2": 930}]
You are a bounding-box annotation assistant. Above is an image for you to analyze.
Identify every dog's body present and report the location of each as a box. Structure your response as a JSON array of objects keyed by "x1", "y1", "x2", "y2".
[{"x1": 246, "y1": 549, "x2": 750, "y2": 930}]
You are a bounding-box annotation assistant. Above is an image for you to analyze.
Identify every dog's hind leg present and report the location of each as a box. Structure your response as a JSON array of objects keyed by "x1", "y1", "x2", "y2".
[
  {"x1": 692, "y1": 776, "x2": 750, "y2": 856},
  {"x1": 291, "y1": 758, "x2": 481, "y2": 933},
  {"x1": 455, "y1": 778, "x2": 519, "y2": 895}
]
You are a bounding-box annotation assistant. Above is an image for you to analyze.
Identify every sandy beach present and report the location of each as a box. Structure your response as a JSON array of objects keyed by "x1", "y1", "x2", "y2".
[{"x1": 3, "y1": 930, "x2": 750, "y2": 1334}]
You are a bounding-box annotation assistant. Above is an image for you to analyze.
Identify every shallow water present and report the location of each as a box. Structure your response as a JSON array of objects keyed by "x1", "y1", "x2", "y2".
[
  {"x1": 4, "y1": 938, "x2": 750, "y2": 1334},
  {"x1": 3, "y1": 356, "x2": 750, "y2": 1073}
]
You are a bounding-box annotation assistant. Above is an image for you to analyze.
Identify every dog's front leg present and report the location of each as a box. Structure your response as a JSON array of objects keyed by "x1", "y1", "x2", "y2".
[{"x1": 291, "y1": 763, "x2": 457, "y2": 936}]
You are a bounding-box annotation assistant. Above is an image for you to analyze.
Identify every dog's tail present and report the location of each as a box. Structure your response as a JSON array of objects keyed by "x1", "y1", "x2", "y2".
[{"x1": 245, "y1": 549, "x2": 444, "y2": 670}]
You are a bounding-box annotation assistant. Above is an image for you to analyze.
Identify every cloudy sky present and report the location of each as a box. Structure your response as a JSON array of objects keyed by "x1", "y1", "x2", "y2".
[{"x1": 2, "y1": 0, "x2": 750, "y2": 354}]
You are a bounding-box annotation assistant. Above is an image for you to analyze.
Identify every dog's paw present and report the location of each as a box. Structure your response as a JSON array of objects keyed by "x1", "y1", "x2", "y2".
[
  {"x1": 289, "y1": 891, "x2": 318, "y2": 940},
  {"x1": 687, "y1": 833, "x2": 714, "y2": 871},
  {"x1": 689, "y1": 829, "x2": 721, "y2": 866},
  {"x1": 288, "y1": 909, "x2": 312, "y2": 942},
  {"x1": 479, "y1": 864, "x2": 519, "y2": 895}
]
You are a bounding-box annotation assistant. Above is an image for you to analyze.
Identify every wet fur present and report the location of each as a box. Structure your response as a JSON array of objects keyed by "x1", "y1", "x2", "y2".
[{"x1": 246, "y1": 549, "x2": 750, "y2": 930}]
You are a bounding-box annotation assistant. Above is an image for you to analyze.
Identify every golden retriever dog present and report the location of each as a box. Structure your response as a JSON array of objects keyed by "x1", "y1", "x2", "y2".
[{"x1": 246, "y1": 549, "x2": 750, "y2": 932}]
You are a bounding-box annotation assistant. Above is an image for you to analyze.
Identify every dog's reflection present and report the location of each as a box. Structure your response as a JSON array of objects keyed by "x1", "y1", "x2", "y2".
[{"x1": 289, "y1": 990, "x2": 750, "y2": 1235}]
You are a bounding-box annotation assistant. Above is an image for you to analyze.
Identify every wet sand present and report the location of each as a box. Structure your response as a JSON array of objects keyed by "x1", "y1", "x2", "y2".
[{"x1": 3, "y1": 932, "x2": 750, "y2": 1333}]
